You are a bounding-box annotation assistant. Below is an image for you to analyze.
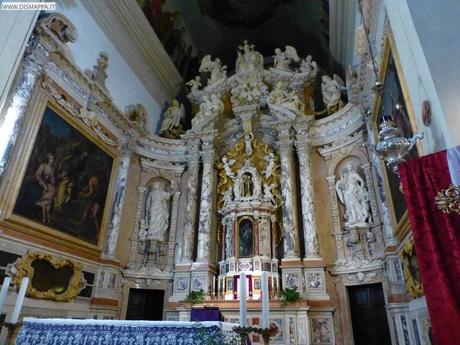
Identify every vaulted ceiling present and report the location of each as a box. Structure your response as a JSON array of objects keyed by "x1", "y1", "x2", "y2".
[{"x1": 138, "y1": 0, "x2": 343, "y2": 79}]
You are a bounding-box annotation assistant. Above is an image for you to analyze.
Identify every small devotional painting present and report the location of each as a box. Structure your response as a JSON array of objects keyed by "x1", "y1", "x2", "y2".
[
  {"x1": 238, "y1": 218, "x2": 254, "y2": 258},
  {"x1": 13, "y1": 105, "x2": 114, "y2": 245}
]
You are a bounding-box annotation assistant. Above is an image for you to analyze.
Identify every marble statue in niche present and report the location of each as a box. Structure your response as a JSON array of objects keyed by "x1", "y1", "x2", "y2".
[
  {"x1": 335, "y1": 163, "x2": 370, "y2": 229},
  {"x1": 239, "y1": 219, "x2": 253, "y2": 258},
  {"x1": 241, "y1": 173, "x2": 254, "y2": 197},
  {"x1": 140, "y1": 181, "x2": 171, "y2": 243}
]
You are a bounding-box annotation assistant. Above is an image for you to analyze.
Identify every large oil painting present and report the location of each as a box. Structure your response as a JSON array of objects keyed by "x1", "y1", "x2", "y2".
[
  {"x1": 376, "y1": 40, "x2": 419, "y2": 226},
  {"x1": 14, "y1": 105, "x2": 114, "y2": 245}
]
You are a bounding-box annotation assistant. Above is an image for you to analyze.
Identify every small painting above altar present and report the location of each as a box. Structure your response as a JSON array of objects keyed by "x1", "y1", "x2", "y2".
[
  {"x1": 238, "y1": 218, "x2": 254, "y2": 258},
  {"x1": 13, "y1": 104, "x2": 114, "y2": 247}
]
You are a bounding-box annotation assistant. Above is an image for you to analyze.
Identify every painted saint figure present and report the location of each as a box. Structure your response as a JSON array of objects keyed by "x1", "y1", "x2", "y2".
[{"x1": 35, "y1": 153, "x2": 55, "y2": 223}]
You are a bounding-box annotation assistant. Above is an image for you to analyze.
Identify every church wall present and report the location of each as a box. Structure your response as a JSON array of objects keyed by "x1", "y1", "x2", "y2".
[
  {"x1": 405, "y1": 0, "x2": 460, "y2": 148},
  {"x1": 53, "y1": 0, "x2": 163, "y2": 134},
  {"x1": 383, "y1": 0, "x2": 452, "y2": 153}
]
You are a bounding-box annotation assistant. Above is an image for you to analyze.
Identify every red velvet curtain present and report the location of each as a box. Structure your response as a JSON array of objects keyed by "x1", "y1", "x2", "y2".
[{"x1": 399, "y1": 150, "x2": 460, "y2": 345}]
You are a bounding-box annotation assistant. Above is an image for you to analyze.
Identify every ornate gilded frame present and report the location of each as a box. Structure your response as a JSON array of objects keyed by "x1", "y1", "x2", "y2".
[
  {"x1": 372, "y1": 33, "x2": 422, "y2": 240},
  {"x1": 0, "y1": 74, "x2": 118, "y2": 257},
  {"x1": 399, "y1": 238, "x2": 423, "y2": 298},
  {"x1": 13, "y1": 251, "x2": 85, "y2": 301}
]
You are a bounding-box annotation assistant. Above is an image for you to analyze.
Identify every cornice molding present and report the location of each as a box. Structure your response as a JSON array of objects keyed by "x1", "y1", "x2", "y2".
[{"x1": 80, "y1": 0, "x2": 182, "y2": 105}]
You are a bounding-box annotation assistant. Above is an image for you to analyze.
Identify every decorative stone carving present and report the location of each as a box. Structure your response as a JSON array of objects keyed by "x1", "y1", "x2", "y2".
[
  {"x1": 35, "y1": 13, "x2": 78, "y2": 61},
  {"x1": 267, "y1": 81, "x2": 304, "y2": 120},
  {"x1": 199, "y1": 54, "x2": 227, "y2": 86},
  {"x1": 159, "y1": 100, "x2": 185, "y2": 138},
  {"x1": 222, "y1": 156, "x2": 236, "y2": 180},
  {"x1": 85, "y1": 52, "x2": 109, "y2": 92},
  {"x1": 235, "y1": 40, "x2": 264, "y2": 81},
  {"x1": 273, "y1": 46, "x2": 300, "y2": 71},
  {"x1": 345, "y1": 271, "x2": 377, "y2": 284},
  {"x1": 263, "y1": 183, "x2": 277, "y2": 205},
  {"x1": 321, "y1": 75, "x2": 341, "y2": 114},
  {"x1": 311, "y1": 317, "x2": 333, "y2": 344},
  {"x1": 335, "y1": 163, "x2": 370, "y2": 229},
  {"x1": 125, "y1": 103, "x2": 147, "y2": 130},
  {"x1": 191, "y1": 94, "x2": 224, "y2": 132},
  {"x1": 299, "y1": 55, "x2": 318, "y2": 76}
]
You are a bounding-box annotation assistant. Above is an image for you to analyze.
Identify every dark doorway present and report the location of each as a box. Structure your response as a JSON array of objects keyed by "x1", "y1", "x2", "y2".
[
  {"x1": 348, "y1": 283, "x2": 391, "y2": 345},
  {"x1": 126, "y1": 289, "x2": 165, "y2": 320}
]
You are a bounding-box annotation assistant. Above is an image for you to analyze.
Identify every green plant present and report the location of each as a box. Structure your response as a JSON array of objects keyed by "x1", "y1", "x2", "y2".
[
  {"x1": 280, "y1": 287, "x2": 301, "y2": 306},
  {"x1": 184, "y1": 289, "x2": 205, "y2": 305}
]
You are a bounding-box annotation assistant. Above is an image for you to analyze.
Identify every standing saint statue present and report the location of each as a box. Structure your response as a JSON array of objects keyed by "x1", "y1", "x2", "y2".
[
  {"x1": 335, "y1": 163, "x2": 370, "y2": 228},
  {"x1": 143, "y1": 182, "x2": 171, "y2": 242}
]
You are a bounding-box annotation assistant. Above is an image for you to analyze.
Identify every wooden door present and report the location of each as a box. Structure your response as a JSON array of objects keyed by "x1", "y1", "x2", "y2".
[
  {"x1": 126, "y1": 288, "x2": 164, "y2": 320},
  {"x1": 348, "y1": 283, "x2": 391, "y2": 345}
]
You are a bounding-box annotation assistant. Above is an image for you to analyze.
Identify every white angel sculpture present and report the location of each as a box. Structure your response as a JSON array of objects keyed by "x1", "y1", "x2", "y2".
[
  {"x1": 186, "y1": 76, "x2": 201, "y2": 93},
  {"x1": 273, "y1": 46, "x2": 300, "y2": 71},
  {"x1": 263, "y1": 183, "x2": 277, "y2": 205},
  {"x1": 191, "y1": 94, "x2": 224, "y2": 131},
  {"x1": 222, "y1": 156, "x2": 236, "y2": 180},
  {"x1": 263, "y1": 152, "x2": 275, "y2": 179},
  {"x1": 199, "y1": 55, "x2": 227, "y2": 85},
  {"x1": 300, "y1": 55, "x2": 318, "y2": 76},
  {"x1": 160, "y1": 100, "x2": 184, "y2": 133}
]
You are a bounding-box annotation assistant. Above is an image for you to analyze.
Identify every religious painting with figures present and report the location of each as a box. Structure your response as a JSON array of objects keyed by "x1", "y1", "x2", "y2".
[
  {"x1": 14, "y1": 105, "x2": 114, "y2": 245},
  {"x1": 238, "y1": 218, "x2": 254, "y2": 258},
  {"x1": 376, "y1": 40, "x2": 419, "y2": 226}
]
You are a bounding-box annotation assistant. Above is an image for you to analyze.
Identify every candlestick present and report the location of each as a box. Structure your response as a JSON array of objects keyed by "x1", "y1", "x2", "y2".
[
  {"x1": 261, "y1": 272, "x2": 269, "y2": 329},
  {"x1": 239, "y1": 273, "x2": 247, "y2": 327},
  {"x1": 0, "y1": 277, "x2": 11, "y2": 316},
  {"x1": 10, "y1": 277, "x2": 29, "y2": 324}
]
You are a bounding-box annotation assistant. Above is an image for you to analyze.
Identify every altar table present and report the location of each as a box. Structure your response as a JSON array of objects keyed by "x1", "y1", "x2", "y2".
[{"x1": 15, "y1": 318, "x2": 239, "y2": 344}]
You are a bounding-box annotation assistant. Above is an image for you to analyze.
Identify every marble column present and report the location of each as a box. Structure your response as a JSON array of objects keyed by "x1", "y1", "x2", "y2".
[
  {"x1": 277, "y1": 125, "x2": 300, "y2": 259},
  {"x1": 295, "y1": 137, "x2": 320, "y2": 259},
  {"x1": 167, "y1": 190, "x2": 181, "y2": 267},
  {"x1": 196, "y1": 139, "x2": 216, "y2": 262},
  {"x1": 326, "y1": 175, "x2": 346, "y2": 263},
  {"x1": 127, "y1": 186, "x2": 147, "y2": 267},
  {"x1": 180, "y1": 138, "x2": 201, "y2": 263},
  {"x1": 104, "y1": 144, "x2": 132, "y2": 258},
  {"x1": 0, "y1": 39, "x2": 48, "y2": 179}
]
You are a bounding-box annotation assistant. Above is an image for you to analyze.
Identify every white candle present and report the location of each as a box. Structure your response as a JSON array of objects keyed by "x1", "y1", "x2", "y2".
[
  {"x1": 10, "y1": 277, "x2": 29, "y2": 324},
  {"x1": 212, "y1": 276, "x2": 216, "y2": 296},
  {"x1": 0, "y1": 277, "x2": 11, "y2": 316},
  {"x1": 261, "y1": 272, "x2": 269, "y2": 329},
  {"x1": 239, "y1": 273, "x2": 247, "y2": 327}
]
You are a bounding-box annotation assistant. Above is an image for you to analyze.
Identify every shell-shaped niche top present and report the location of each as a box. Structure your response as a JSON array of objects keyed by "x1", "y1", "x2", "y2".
[{"x1": 216, "y1": 133, "x2": 281, "y2": 210}]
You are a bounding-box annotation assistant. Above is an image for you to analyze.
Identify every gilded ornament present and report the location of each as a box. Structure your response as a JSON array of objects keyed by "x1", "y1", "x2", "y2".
[
  {"x1": 399, "y1": 239, "x2": 424, "y2": 298},
  {"x1": 12, "y1": 251, "x2": 86, "y2": 302}
]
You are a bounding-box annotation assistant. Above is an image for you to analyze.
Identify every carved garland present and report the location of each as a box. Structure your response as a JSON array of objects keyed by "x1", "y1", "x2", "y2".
[{"x1": 12, "y1": 251, "x2": 86, "y2": 302}]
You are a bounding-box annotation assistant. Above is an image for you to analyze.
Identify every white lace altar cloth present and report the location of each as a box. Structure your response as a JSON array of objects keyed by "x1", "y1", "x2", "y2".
[{"x1": 15, "y1": 318, "x2": 240, "y2": 345}]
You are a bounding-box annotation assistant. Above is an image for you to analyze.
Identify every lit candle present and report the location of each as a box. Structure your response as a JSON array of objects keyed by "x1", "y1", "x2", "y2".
[
  {"x1": 212, "y1": 276, "x2": 216, "y2": 297},
  {"x1": 10, "y1": 277, "x2": 29, "y2": 324},
  {"x1": 261, "y1": 272, "x2": 269, "y2": 329},
  {"x1": 239, "y1": 273, "x2": 247, "y2": 327},
  {"x1": 0, "y1": 277, "x2": 11, "y2": 316}
]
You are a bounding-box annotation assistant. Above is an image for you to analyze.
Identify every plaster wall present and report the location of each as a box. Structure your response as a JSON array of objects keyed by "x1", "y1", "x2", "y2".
[
  {"x1": 55, "y1": 0, "x2": 163, "y2": 134},
  {"x1": 383, "y1": 0, "x2": 452, "y2": 153},
  {"x1": 405, "y1": 0, "x2": 460, "y2": 148}
]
